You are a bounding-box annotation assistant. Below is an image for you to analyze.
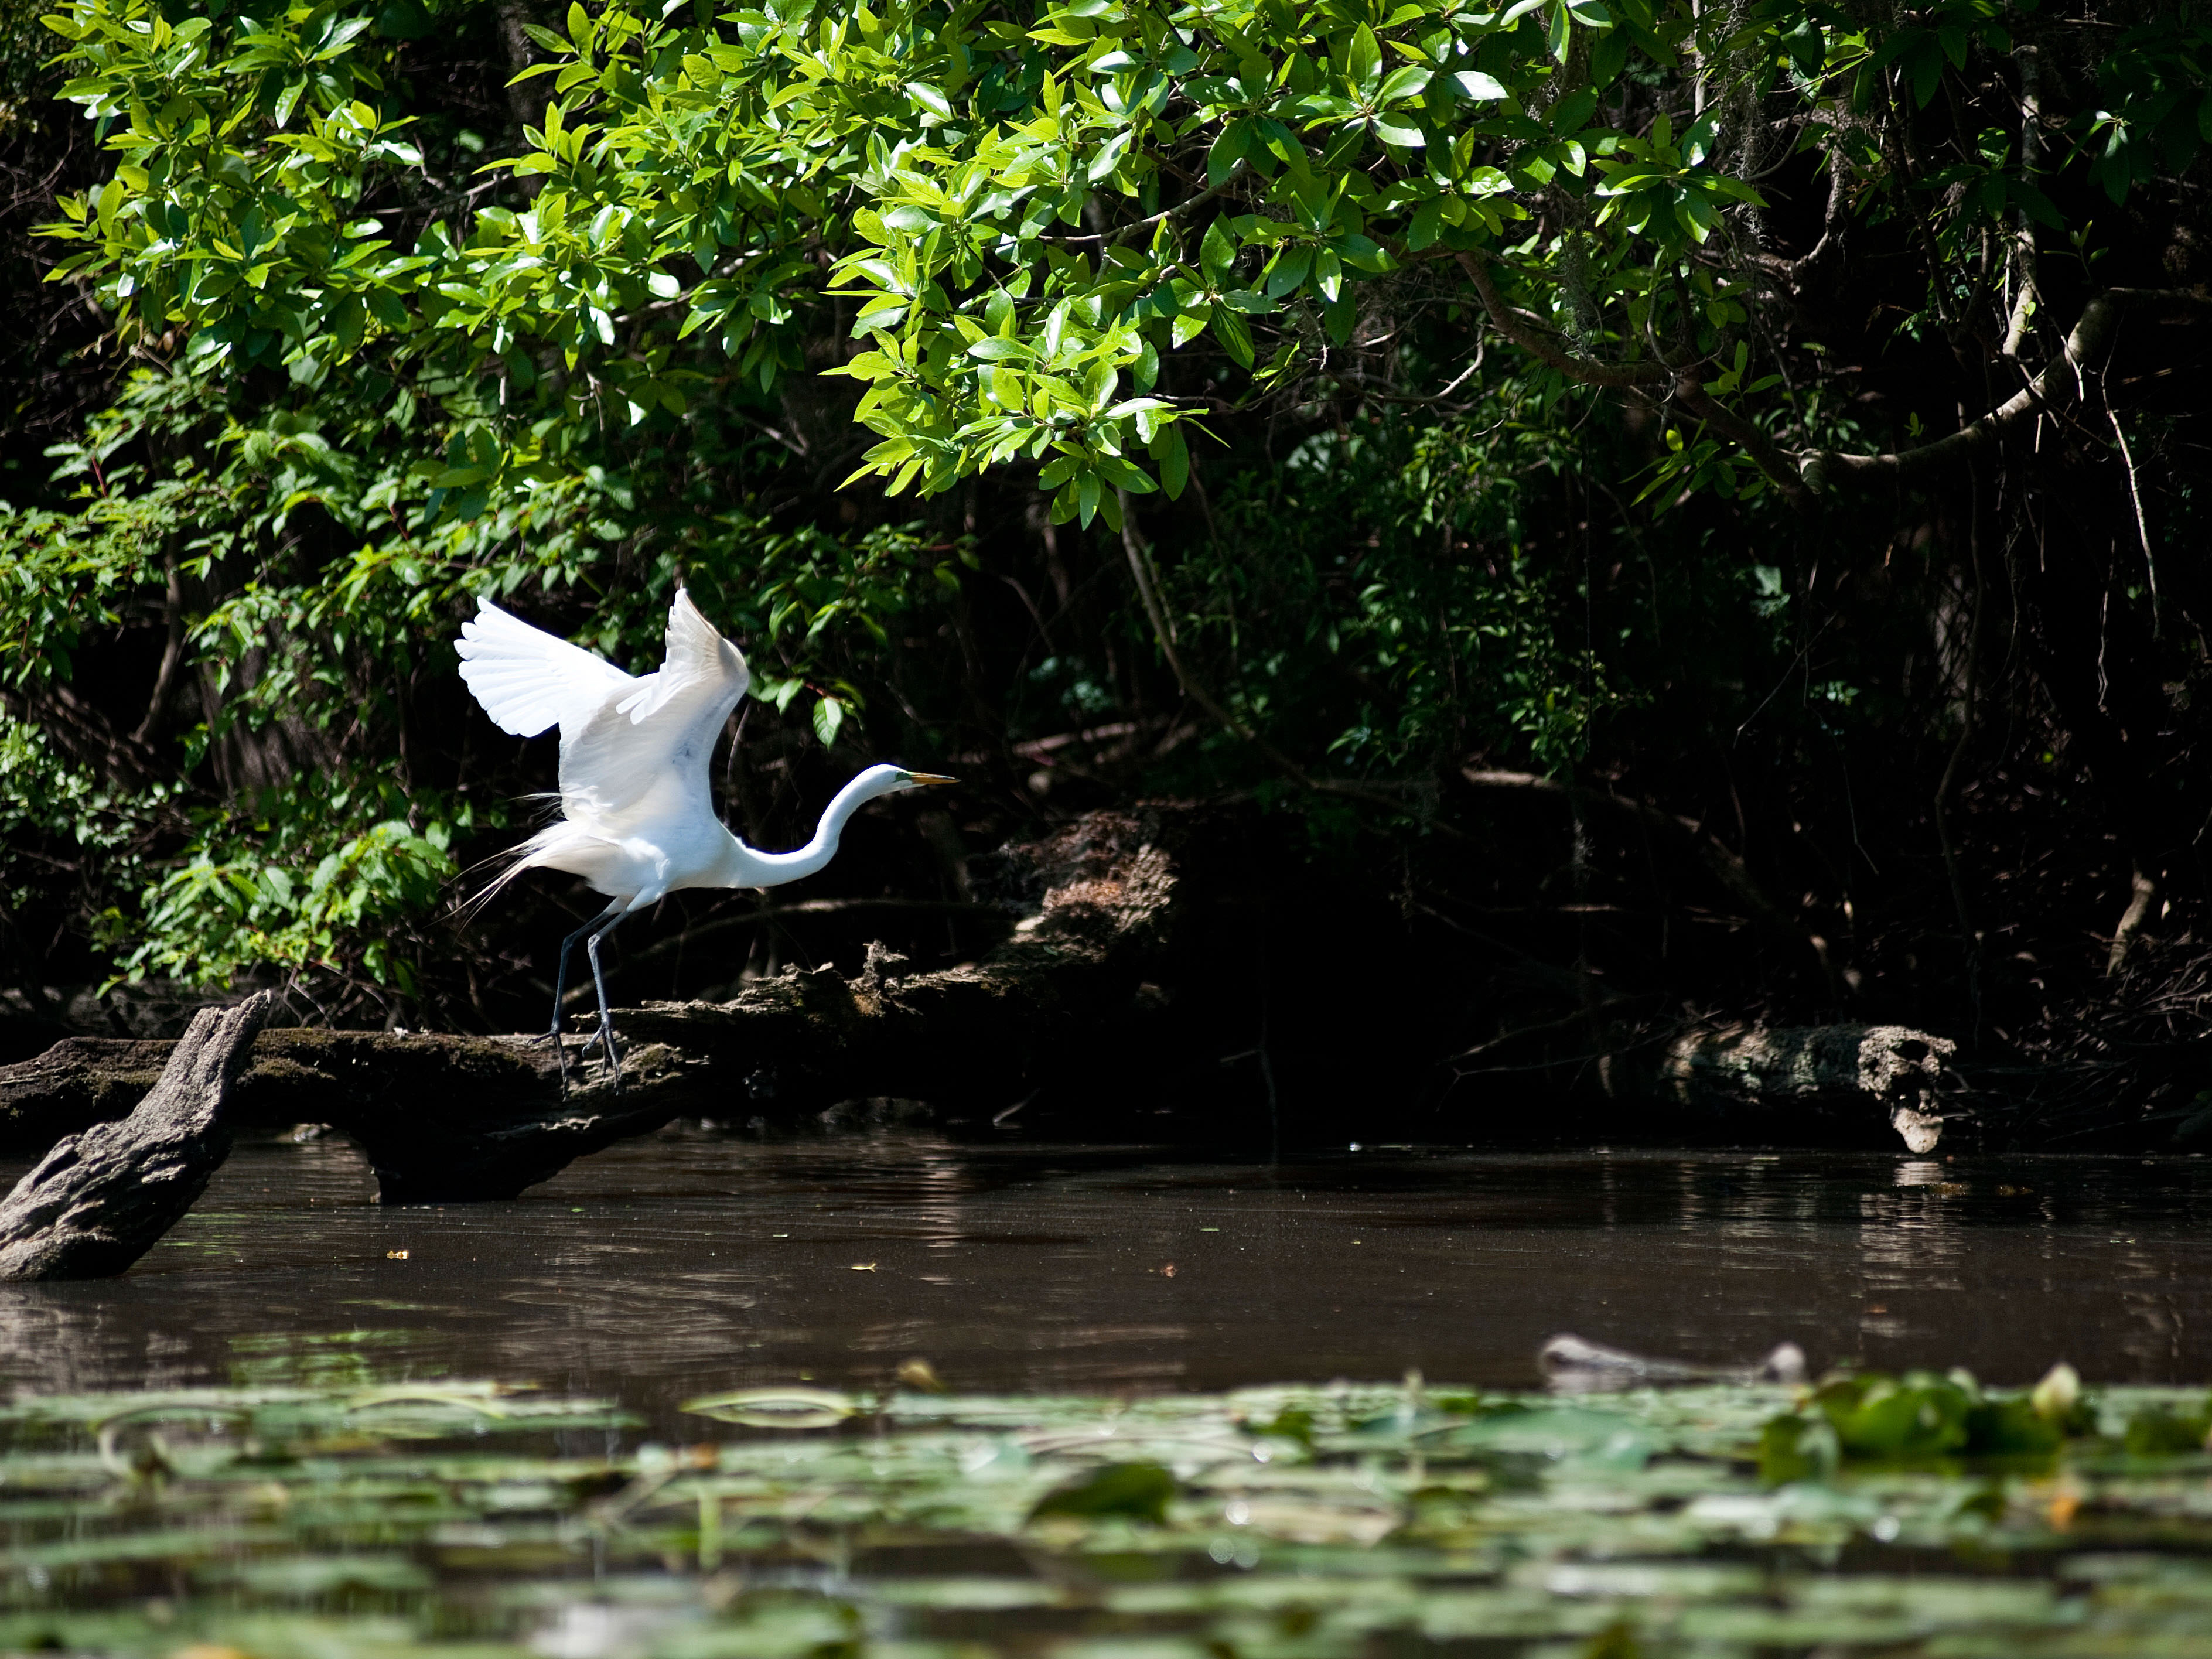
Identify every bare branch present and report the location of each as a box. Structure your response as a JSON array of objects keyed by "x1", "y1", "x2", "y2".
[{"x1": 1803, "y1": 290, "x2": 2208, "y2": 490}]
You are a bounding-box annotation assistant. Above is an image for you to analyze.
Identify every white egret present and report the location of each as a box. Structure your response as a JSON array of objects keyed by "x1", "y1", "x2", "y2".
[{"x1": 455, "y1": 587, "x2": 953, "y2": 1091}]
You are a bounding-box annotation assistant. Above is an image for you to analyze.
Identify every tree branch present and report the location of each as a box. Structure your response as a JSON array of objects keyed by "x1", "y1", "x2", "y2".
[
  {"x1": 562, "y1": 897, "x2": 1008, "y2": 1009},
  {"x1": 1460, "y1": 238, "x2": 2204, "y2": 504},
  {"x1": 1455, "y1": 249, "x2": 1802, "y2": 497},
  {"x1": 1114, "y1": 494, "x2": 1467, "y2": 827},
  {"x1": 1801, "y1": 290, "x2": 2207, "y2": 490},
  {"x1": 1670, "y1": 369, "x2": 1807, "y2": 501},
  {"x1": 1453, "y1": 250, "x2": 1672, "y2": 390}
]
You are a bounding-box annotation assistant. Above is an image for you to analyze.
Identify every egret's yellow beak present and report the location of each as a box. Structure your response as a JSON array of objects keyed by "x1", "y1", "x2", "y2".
[{"x1": 909, "y1": 772, "x2": 959, "y2": 786}]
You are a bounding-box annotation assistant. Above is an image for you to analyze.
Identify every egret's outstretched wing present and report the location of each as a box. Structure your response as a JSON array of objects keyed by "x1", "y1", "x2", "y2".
[
  {"x1": 455, "y1": 598, "x2": 636, "y2": 737},
  {"x1": 558, "y1": 588, "x2": 751, "y2": 834},
  {"x1": 615, "y1": 585, "x2": 752, "y2": 725}
]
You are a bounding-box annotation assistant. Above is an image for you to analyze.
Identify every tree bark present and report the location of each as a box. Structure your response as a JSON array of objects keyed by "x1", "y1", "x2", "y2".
[{"x1": 0, "y1": 991, "x2": 275, "y2": 1279}]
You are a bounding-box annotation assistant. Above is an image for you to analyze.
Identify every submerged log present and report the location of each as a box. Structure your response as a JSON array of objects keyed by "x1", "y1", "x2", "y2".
[
  {"x1": 0, "y1": 810, "x2": 1189, "y2": 1203},
  {"x1": 0, "y1": 992, "x2": 275, "y2": 1279},
  {"x1": 1653, "y1": 1023, "x2": 1956, "y2": 1152}
]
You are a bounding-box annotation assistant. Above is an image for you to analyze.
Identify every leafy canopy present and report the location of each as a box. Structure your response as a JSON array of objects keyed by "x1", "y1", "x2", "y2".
[
  {"x1": 37, "y1": 0, "x2": 1813, "y2": 531},
  {"x1": 42, "y1": 0, "x2": 2209, "y2": 524}
]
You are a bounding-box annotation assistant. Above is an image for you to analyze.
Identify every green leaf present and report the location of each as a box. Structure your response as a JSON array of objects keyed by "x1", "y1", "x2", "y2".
[
  {"x1": 1265, "y1": 245, "x2": 1315, "y2": 298},
  {"x1": 1313, "y1": 245, "x2": 1343, "y2": 302},
  {"x1": 1208, "y1": 117, "x2": 1251, "y2": 187},
  {"x1": 1346, "y1": 24, "x2": 1383, "y2": 98},
  {"x1": 1377, "y1": 64, "x2": 1431, "y2": 104},
  {"x1": 684, "y1": 1386, "x2": 855, "y2": 1428},
  {"x1": 1210, "y1": 302, "x2": 1254, "y2": 368},
  {"x1": 1200, "y1": 219, "x2": 1238, "y2": 284},
  {"x1": 1030, "y1": 1462, "x2": 1177, "y2": 1524},
  {"x1": 1757, "y1": 1414, "x2": 1839, "y2": 1485},
  {"x1": 1148, "y1": 422, "x2": 1189, "y2": 499},
  {"x1": 1592, "y1": 27, "x2": 1630, "y2": 83},
  {"x1": 1408, "y1": 197, "x2": 1443, "y2": 250}
]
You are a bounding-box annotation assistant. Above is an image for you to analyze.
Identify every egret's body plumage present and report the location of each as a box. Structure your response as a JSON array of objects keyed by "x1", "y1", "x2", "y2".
[{"x1": 455, "y1": 588, "x2": 948, "y2": 1088}]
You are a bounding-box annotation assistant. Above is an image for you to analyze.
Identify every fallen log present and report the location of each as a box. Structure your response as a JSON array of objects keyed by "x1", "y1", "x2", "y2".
[
  {"x1": 0, "y1": 992, "x2": 275, "y2": 1279},
  {"x1": 0, "y1": 810, "x2": 1189, "y2": 1203},
  {"x1": 0, "y1": 808, "x2": 1970, "y2": 1202}
]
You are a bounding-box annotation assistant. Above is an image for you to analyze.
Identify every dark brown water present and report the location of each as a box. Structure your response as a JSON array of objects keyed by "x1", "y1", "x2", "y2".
[{"x1": 2, "y1": 1129, "x2": 2210, "y2": 1429}]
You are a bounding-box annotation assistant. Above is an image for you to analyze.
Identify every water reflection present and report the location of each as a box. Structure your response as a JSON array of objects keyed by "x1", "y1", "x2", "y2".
[{"x1": 0, "y1": 1131, "x2": 2208, "y2": 1429}]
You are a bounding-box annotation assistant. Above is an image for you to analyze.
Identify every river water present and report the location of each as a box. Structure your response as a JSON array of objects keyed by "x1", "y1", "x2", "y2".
[{"x1": 2, "y1": 1129, "x2": 2210, "y2": 1428}]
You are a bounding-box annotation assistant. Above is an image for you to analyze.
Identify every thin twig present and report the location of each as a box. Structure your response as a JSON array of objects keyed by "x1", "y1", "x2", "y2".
[{"x1": 2108, "y1": 402, "x2": 2158, "y2": 619}]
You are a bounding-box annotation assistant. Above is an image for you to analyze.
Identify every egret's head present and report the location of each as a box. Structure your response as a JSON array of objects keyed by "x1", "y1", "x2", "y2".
[{"x1": 855, "y1": 763, "x2": 958, "y2": 797}]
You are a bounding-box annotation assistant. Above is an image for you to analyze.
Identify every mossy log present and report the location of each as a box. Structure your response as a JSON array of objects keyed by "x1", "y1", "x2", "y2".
[
  {"x1": 0, "y1": 992, "x2": 275, "y2": 1279},
  {"x1": 0, "y1": 811, "x2": 1185, "y2": 1203}
]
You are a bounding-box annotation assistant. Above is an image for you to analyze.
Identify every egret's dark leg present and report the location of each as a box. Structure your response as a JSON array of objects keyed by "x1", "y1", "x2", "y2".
[
  {"x1": 545, "y1": 905, "x2": 616, "y2": 1097},
  {"x1": 584, "y1": 909, "x2": 629, "y2": 1094}
]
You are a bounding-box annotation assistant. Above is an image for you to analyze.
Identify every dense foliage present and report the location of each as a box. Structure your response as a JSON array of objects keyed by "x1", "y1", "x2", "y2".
[{"x1": 2, "y1": 0, "x2": 2207, "y2": 1114}]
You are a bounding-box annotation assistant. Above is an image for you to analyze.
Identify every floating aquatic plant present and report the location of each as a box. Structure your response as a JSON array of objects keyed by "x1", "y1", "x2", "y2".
[{"x1": 2, "y1": 1371, "x2": 2212, "y2": 1655}]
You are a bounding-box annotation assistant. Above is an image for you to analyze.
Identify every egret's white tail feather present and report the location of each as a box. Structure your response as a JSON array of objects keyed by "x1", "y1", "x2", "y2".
[
  {"x1": 514, "y1": 788, "x2": 566, "y2": 825},
  {"x1": 450, "y1": 828, "x2": 551, "y2": 924},
  {"x1": 452, "y1": 820, "x2": 624, "y2": 923},
  {"x1": 447, "y1": 793, "x2": 574, "y2": 921}
]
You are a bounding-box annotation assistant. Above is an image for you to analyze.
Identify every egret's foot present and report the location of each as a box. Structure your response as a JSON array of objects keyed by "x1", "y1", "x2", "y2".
[
  {"x1": 593, "y1": 1018, "x2": 623, "y2": 1095},
  {"x1": 538, "y1": 1023, "x2": 572, "y2": 1098}
]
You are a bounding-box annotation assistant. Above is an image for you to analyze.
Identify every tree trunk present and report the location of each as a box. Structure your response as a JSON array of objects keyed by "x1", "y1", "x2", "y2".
[{"x1": 0, "y1": 991, "x2": 275, "y2": 1279}]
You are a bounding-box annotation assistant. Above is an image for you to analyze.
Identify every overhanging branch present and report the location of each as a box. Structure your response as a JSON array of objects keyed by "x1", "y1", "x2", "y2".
[
  {"x1": 1453, "y1": 252, "x2": 2203, "y2": 499},
  {"x1": 1669, "y1": 371, "x2": 1807, "y2": 501},
  {"x1": 1454, "y1": 250, "x2": 1672, "y2": 390},
  {"x1": 1801, "y1": 292, "x2": 2121, "y2": 489},
  {"x1": 1454, "y1": 250, "x2": 1804, "y2": 498},
  {"x1": 1803, "y1": 289, "x2": 2206, "y2": 490}
]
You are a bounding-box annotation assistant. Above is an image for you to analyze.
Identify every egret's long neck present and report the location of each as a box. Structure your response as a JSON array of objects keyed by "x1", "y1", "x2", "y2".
[{"x1": 726, "y1": 770, "x2": 893, "y2": 887}]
